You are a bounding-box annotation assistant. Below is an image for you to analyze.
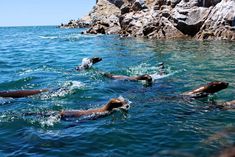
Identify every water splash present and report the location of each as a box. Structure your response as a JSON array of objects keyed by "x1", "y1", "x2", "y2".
[
  {"x1": 127, "y1": 63, "x2": 181, "y2": 81},
  {"x1": 40, "y1": 81, "x2": 84, "y2": 99},
  {"x1": 38, "y1": 114, "x2": 61, "y2": 127}
]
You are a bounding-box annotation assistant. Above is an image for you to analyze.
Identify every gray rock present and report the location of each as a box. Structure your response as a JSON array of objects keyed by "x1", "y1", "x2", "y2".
[
  {"x1": 196, "y1": 0, "x2": 235, "y2": 40},
  {"x1": 60, "y1": 0, "x2": 235, "y2": 41}
]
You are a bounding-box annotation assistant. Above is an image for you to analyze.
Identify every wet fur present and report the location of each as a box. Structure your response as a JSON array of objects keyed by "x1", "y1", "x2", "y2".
[
  {"x1": 182, "y1": 81, "x2": 228, "y2": 98},
  {"x1": 60, "y1": 98, "x2": 129, "y2": 119},
  {"x1": 0, "y1": 89, "x2": 48, "y2": 98},
  {"x1": 76, "y1": 57, "x2": 102, "y2": 71},
  {"x1": 103, "y1": 73, "x2": 152, "y2": 83}
]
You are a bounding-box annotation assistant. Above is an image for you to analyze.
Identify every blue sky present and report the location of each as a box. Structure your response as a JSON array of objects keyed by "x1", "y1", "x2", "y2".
[{"x1": 0, "y1": 0, "x2": 96, "y2": 26}]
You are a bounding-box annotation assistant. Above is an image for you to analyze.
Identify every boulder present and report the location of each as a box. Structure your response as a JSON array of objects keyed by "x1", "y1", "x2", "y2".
[{"x1": 172, "y1": 6, "x2": 212, "y2": 36}]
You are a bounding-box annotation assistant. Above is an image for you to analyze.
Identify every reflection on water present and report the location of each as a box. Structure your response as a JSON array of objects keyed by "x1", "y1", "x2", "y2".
[{"x1": 0, "y1": 26, "x2": 235, "y2": 157}]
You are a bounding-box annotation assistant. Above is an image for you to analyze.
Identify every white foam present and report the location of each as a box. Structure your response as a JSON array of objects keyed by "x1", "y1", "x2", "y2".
[
  {"x1": 127, "y1": 63, "x2": 177, "y2": 81},
  {"x1": 39, "y1": 114, "x2": 61, "y2": 127},
  {"x1": 39, "y1": 36, "x2": 58, "y2": 39},
  {"x1": 40, "y1": 81, "x2": 84, "y2": 99},
  {"x1": 52, "y1": 81, "x2": 84, "y2": 97}
]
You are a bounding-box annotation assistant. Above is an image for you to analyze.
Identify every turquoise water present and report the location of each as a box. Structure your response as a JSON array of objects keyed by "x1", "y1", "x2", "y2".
[{"x1": 0, "y1": 26, "x2": 235, "y2": 157}]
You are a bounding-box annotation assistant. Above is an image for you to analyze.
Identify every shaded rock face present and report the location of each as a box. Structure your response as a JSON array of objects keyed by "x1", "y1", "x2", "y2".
[{"x1": 61, "y1": 0, "x2": 235, "y2": 41}]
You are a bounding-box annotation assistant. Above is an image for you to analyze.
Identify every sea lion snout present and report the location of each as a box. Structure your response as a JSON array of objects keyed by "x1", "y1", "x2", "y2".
[
  {"x1": 91, "y1": 57, "x2": 102, "y2": 64},
  {"x1": 207, "y1": 81, "x2": 229, "y2": 94},
  {"x1": 105, "y1": 97, "x2": 131, "y2": 111},
  {"x1": 138, "y1": 74, "x2": 152, "y2": 83}
]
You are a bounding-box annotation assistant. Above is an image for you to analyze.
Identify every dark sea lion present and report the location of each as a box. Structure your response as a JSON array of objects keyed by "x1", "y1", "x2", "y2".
[
  {"x1": 182, "y1": 81, "x2": 229, "y2": 98},
  {"x1": 60, "y1": 97, "x2": 130, "y2": 120},
  {"x1": 76, "y1": 57, "x2": 102, "y2": 71},
  {"x1": 103, "y1": 73, "x2": 152, "y2": 84},
  {"x1": 0, "y1": 89, "x2": 49, "y2": 98}
]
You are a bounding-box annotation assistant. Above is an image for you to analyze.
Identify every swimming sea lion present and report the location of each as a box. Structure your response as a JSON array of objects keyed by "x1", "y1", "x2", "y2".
[
  {"x1": 182, "y1": 81, "x2": 229, "y2": 98},
  {"x1": 222, "y1": 100, "x2": 235, "y2": 106},
  {"x1": 0, "y1": 89, "x2": 49, "y2": 98},
  {"x1": 216, "y1": 100, "x2": 235, "y2": 110},
  {"x1": 60, "y1": 97, "x2": 131, "y2": 119},
  {"x1": 76, "y1": 57, "x2": 102, "y2": 71},
  {"x1": 158, "y1": 62, "x2": 165, "y2": 76},
  {"x1": 103, "y1": 73, "x2": 152, "y2": 84}
]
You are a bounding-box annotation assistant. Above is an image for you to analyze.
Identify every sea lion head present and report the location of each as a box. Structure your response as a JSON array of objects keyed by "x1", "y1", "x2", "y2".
[
  {"x1": 105, "y1": 96, "x2": 131, "y2": 112},
  {"x1": 90, "y1": 57, "x2": 102, "y2": 64},
  {"x1": 138, "y1": 74, "x2": 153, "y2": 84},
  {"x1": 75, "y1": 57, "x2": 102, "y2": 71},
  {"x1": 205, "y1": 81, "x2": 229, "y2": 94}
]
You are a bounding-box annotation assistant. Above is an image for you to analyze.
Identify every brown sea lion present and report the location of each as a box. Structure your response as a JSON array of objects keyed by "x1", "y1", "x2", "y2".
[
  {"x1": 182, "y1": 81, "x2": 229, "y2": 98},
  {"x1": 216, "y1": 146, "x2": 235, "y2": 157},
  {"x1": 60, "y1": 97, "x2": 130, "y2": 119},
  {"x1": 0, "y1": 89, "x2": 49, "y2": 98},
  {"x1": 216, "y1": 100, "x2": 235, "y2": 110},
  {"x1": 103, "y1": 73, "x2": 152, "y2": 84},
  {"x1": 76, "y1": 57, "x2": 102, "y2": 71}
]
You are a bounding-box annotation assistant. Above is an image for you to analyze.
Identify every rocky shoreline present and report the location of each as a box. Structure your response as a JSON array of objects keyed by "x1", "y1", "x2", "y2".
[{"x1": 59, "y1": 0, "x2": 235, "y2": 41}]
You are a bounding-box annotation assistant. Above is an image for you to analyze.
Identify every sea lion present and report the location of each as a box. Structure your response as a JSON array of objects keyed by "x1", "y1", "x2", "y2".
[
  {"x1": 76, "y1": 57, "x2": 102, "y2": 71},
  {"x1": 158, "y1": 62, "x2": 165, "y2": 76},
  {"x1": 60, "y1": 97, "x2": 131, "y2": 120},
  {"x1": 216, "y1": 100, "x2": 235, "y2": 110},
  {"x1": 0, "y1": 89, "x2": 49, "y2": 98},
  {"x1": 102, "y1": 62, "x2": 167, "y2": 84},
  {"x1": 103, "y1": 73, "x2": 153, "y2": 84},
  {"x1": 182, "y1": 81, "x2": 229, "y2": 98}
]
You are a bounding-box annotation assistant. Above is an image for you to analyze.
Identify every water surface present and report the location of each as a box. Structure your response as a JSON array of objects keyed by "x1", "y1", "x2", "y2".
[{"x1": 0, "y1": 26, "x2": 235, "y2": 157}]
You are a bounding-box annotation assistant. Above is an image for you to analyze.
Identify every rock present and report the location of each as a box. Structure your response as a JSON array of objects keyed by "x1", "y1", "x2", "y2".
[
  {"x1": 132, "y1": 1, "x2": 143, "y2": 11},
  {"x1": 196, "y1": 0, "x2": 235, "y2": 40},
  {"x1": 120, "y1": 4, "x2": 131, "y2": 14},
  {"x1": 87, "y1": 24, "x2": 106, "y2": 34},
  {"x1": 59, "y1": 19, "x2": 91, "y2": 29},
  {"x1": 172, "y1": 6, "x2": 212, "y2": 36},
  {"x1": 60, "y1": 0, "x2": 235, "y2": 41}
]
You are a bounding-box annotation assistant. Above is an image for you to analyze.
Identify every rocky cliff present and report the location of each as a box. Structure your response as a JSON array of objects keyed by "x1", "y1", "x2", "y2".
[{"x1": 60, "y1": 0, "x2": 235, "y2": 41}]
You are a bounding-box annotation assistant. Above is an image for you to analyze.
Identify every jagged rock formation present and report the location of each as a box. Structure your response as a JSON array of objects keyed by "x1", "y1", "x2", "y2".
[
  {"x1": 61, "y1": 0, "x2": 235, "y2": 41},
  {"x1": 59, "y1": 18, "x2": 91, "y2": 29}
]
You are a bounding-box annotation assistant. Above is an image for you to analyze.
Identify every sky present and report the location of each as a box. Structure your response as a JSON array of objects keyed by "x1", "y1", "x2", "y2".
[{"x1": 0, "y1": 0, "x2": 96, "y2": 26}]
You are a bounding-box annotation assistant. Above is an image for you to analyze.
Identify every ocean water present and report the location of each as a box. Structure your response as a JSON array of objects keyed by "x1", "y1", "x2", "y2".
[{"x1": 0, "y1": 26, "x2": 235, "y2": 157}]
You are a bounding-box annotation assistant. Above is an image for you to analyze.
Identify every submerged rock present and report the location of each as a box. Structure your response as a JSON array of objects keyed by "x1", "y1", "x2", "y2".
[{"x1": 60, "y1": 0, "x2": 235, "y2": 41}]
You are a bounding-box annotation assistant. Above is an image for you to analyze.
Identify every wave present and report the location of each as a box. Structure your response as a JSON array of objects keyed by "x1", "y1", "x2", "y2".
[
  {"x1": 127, "y1": 63, "x2": 183, "y2": 81},
  {"x1": 39, "y1": 35, "x2": 58, "y2": 39},
  {"x1": 38, "y1": 34, "x2": 102, "y2": 41},
  {"x1": 40, "y1": 81, "x2": 85, "y2": 99}
]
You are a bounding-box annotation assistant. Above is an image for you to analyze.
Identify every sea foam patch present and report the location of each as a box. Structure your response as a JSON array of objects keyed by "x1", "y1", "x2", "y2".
[{"x1": 40, "y1": 81, "x2": 84, "y2": 99}]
